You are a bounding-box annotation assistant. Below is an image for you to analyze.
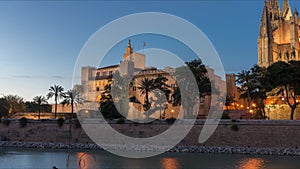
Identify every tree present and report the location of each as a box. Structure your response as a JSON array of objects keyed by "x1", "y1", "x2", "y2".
[
  {"x1": 99, "y1": 84, "x2": 122, "y2": 119},
  {"x1": 266, "y1": 61, "x2": 300, "y2": 120},
  {"x1": 173, "y1": 59, "x2": 211, "y2": 118},
  {"x1": 33, "y1": 95, "x2": 48, "y2": 120},
  {"x1": 171, "y1": 87, "x2": 181, "y2": 106},
  {"x1": 98, "y1": 71, "x2": 133, "y2": 119},
  {"x1": 237, "y1": 70, "x2": 252, "y2": 111},
  {"x1": 0, "y1": 98, "x2": 9, "y2": 118},
  {"x1": 237, "y1": 65, "x2": 267, "y2": 118},
  {"x1": 185, "y1": 59, "x2": 211, "y2": 97},
  {"x1": 110, "y1": 71, "x2": 132, "y2": 118},
  {"x1": 138, "y1": 78, "x2": 154, "y2": 119},
  {"x1": 225, "y1": 96, "x2": 235, "y2": 113},
  {"x1": 61, "y1": 88, "x2": 83, "y2": 118},
  {"x1": 3, "y1": 95, "x2": 26, "y2": 115},
  {"x1": 25, "y1": 101, "x2": 51, "y2": 113},
  {"x1": 151, "y1": 74, "x2": 171, "y2": 119},
  {"x1": 47, "y1": 85, "x2": 65, "y2": 119},
  {"x1": 250, "y1": 65, "x2": 267, "y2": 118}
]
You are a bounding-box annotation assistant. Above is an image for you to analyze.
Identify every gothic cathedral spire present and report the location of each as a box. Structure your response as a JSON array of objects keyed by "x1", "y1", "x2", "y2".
[
  {"x1": 282, "y1": 0, "x2": 292, "y2": 20},
  {"x1": 258, "y1": 0, "x2": 300, "y2": 67},
  {"x1": 258, "y1": 1, "x2": 273, "y2": 67}
]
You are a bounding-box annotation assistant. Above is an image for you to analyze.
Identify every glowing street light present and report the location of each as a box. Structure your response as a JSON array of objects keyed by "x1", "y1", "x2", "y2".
[{"x1": 171, "y1": 109, "x2": 174, "y2": 118}]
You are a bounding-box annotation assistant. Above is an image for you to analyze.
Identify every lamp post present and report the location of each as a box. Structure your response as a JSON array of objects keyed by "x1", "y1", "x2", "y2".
[{"x1": 171, "y1": 109, "x2": 174, "y2": 118}]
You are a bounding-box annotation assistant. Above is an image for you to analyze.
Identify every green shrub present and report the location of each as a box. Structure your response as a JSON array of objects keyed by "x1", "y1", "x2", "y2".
[
  {"x1": 231, "y1": 124, "x2": 239, "y2": 131},
  {"x1": 57, "y1": 118, "x2": 65, "y2": 127},
  {"x1": 2, "y1": 119, "x2": 10, "y2": 127},
  {"x1": 166, "y1": 118, "x2": 176, "y2": 124},
  {"x1": 116, "y1": 118, "x2": 125, "y2": 124},
  {"x1": 19, "y1": 117, "x2": 28, "y2": 128},
  {"x1": 73, "y1": 119, "x2": 81, "y2": 129},
  {"x1": 221, "y1": 112, "x2": 230, "y2": 119}
]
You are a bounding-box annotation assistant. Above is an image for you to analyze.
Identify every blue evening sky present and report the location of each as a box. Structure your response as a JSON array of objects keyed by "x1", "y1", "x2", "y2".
[{"x1": 0, "y1": 1, "x2": 298, "y2": 101}]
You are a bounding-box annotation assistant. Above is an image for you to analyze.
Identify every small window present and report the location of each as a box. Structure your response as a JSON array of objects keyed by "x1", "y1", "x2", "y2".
[
  {"x1": 132, "y1": 86, "x2": 137, "y2": 91},
  {"x1": 200, "y1": 97, "x2": 205, "y2": 103},
  {"x1": 96, "y1": 72, "x2": 100, "y2": 77},
  {"x1": 103, "y1": 72, "x2": 107, "y2": 76},
  {"x1": 96, "y1": 87, "x2": 100, "y2": 91},
  {"x1": 109, "y1": 71, "x2": 113, "y2": 75}
]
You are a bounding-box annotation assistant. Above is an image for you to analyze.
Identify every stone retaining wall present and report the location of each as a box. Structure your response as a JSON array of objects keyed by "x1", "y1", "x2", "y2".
[{"x1": 1, "y1": 119, "x2": 300, "y2": 154}]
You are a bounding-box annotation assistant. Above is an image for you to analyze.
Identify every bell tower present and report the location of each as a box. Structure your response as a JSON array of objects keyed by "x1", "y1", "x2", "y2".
[{"x1": 123, "y1": 39, "x2": 133, "y2": 60}]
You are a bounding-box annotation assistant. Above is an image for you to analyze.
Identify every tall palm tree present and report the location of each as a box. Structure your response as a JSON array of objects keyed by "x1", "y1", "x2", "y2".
[
  {"x1": 152, "y1": 74, "x2": 171, "y2": 119},
  {"x1": 47, "y1": 85, "x2": 64, "y2": 119},
  {"x1": 138, "y1": 78, "x2": 154, "y2": 119},
  {"x1": 61, "y1": 89, "x2": 83, "y2": 118},
  {"x1": 33, "y1": 95, "x2": 48, "y2": 120}
]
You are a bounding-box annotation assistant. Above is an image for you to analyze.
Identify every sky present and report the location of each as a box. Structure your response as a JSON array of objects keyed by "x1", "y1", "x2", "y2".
[{"x1": 0, "y1": 0, "x2": 298, "y2": 101}]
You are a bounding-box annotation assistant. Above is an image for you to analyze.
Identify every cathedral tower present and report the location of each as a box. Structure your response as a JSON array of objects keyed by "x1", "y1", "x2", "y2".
[{"x1": 258, "y1": 0, "x2": 300, "y2": 67}]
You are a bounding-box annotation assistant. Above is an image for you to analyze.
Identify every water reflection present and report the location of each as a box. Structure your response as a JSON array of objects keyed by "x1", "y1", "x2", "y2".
[
  {"x1": 160, "y1": 158, "x2": 180, "y2": 169},
  {"x1": 2, "y1": 148, "x2": 300, "y2": 169},
  {"x1": 238, "y1": 158, "x2": 265, "y2": 169},
  {"x1": 75, "y1": 152, "x2": 97, "y2": 169}
]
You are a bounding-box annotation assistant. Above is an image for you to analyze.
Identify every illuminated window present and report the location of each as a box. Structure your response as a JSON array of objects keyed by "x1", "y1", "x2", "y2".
[
  {"x1": 171, "y1": 83, "x2": 176, "y2": 89},
  {"x1": 132, "y1": 86, "x2": 136, "y2": 91}
]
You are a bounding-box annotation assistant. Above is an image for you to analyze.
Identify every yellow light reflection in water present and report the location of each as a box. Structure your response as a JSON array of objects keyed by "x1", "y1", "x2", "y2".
[
  {"x1": 76, "y1": 152, "x2": 97, "y2": 169},
  {"x1": 161, "y1": 158, "x2": 180, "y2": 169},
  {"x1": 238, "y1": 158, "x2": 264, "y2": 169}
]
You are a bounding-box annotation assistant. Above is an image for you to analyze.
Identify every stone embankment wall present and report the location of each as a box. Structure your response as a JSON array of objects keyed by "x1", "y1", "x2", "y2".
[{"x1": 1, "y1": 120, "x2": 300, "y2": 149}]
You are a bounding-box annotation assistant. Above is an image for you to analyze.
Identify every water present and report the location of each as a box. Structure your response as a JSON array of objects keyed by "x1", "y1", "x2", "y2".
[{"x1": 0, "y1": 148, "x2": 300, "y2": 169}]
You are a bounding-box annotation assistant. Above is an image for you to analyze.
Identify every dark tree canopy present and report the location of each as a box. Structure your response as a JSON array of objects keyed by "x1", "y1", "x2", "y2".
[{"x1": 266, "y1": 61, "x2": 300, "y2": 120}]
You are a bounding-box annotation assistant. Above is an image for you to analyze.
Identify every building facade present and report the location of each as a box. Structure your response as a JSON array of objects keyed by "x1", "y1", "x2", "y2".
[
  {"x1": 258, "y1": 0, "x2": 300, "y2": 67},
  {"x1": 80, "y1": 40, "x2": 227, "y2": 119}
]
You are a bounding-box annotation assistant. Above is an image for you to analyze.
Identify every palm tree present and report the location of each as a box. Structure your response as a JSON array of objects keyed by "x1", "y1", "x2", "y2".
[
  {"x1": 138, "y1": 78, "x2": 154, "y2": 118},
  {"x1": 33, "y1": 95, "x2": 48, "y2": 120},
  {"x1": 237, "y1": 70, "x2": 252, "y2": 111},
  {"x1": 61, "y1": 89, "x2": 83, "y2": 118},
  {"x1": 47, "y1": 85, "x2": 64, "y2": 119},
  {"x1": 152, "y1": 74, "x2": 171, "y2": 119}
]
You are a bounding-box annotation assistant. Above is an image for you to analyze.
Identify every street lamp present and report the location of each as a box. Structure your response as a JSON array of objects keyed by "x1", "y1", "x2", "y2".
[{"x1": 171, "y1": 109, "x2": 174, "y2": 118}]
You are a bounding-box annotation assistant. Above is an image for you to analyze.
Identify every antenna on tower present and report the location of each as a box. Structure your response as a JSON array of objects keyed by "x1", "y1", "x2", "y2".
[{"x1": 143, "y1": 41, "x2": 146, "y2": 55}]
